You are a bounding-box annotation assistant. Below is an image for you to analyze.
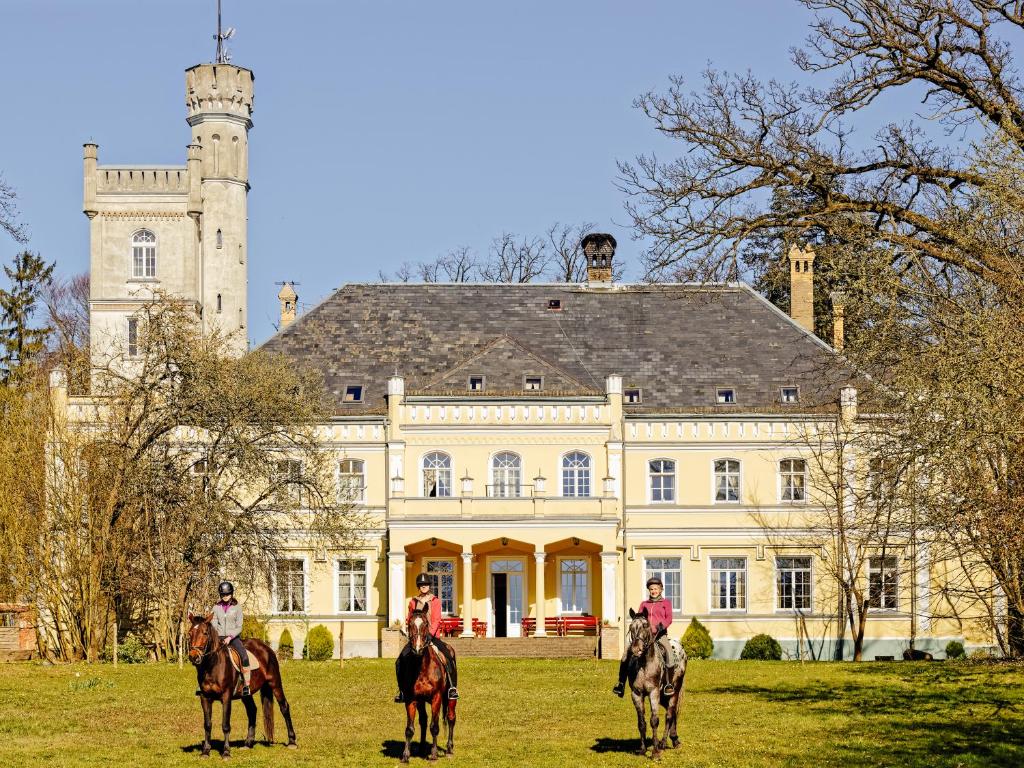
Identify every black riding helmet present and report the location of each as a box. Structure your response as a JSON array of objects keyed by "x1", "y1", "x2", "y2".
[
  {"x1": 646, "y1": 576, "x2": 663, "y2": 588},
  {"x1": 218, "y1": 581, "x2": 235, "y2": 597},
  {"x1": 415, "y1": 573, "x2": 431, "y2": 588}
]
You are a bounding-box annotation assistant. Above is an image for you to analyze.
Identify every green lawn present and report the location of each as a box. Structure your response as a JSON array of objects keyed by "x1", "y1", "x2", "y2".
[{"x1": 1, "y1": 658, "x2": 1022, "y2": 767}]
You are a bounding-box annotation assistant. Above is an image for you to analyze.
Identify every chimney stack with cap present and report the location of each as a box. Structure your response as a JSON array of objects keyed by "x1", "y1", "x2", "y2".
[
  {"x1": 581, "y1": 233, "x2": 616, "y2": 286},
  {"x1": 788, "y1": 243, "x2": 816, "y2": 334}
]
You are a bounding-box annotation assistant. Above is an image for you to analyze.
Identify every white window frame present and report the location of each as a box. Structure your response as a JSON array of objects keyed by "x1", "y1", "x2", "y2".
[
  {"x1": 337, "y1": 457, "x2": 365, "y2": 504},
  {"x1": 775, "y1": 555, "x2": 813, "y2": 612},
  {"x1": 779, "y1": 458, "x2": 808, "y2": 503},
  {"x1": 712, "y1": 458, "x2": 742, "y2": 504},
  {"x1": 716, "y1": 387, "x2": 736, "y2": 404},
  {"x1": 272, "y1": 556, "x2": 308, "y2": 614},
  {"x1": 648, "y1": 458, "x2": 676, "y2": 504},
  {"x1": 523, "y1": 375, "x2": 543, "y2": 391},
  {"x1": 624, "y1": 388, "x2": 642, "y2": 404},
  {"x1": 127, "y1": 317, "x2": 139, "y2": 358},
  {"x1": 557, "y1": 556, "x2": 590, "y2": 615},
  {"x1": 708, "y1": 556, "x2": 747, "y2": 612},
  {"x1": 643, "y1": 556, "x2": 683, "y2": 616},
  {"x1": 490, "y1": 451, "x2": 523, "y2": 498},
  {"x1": 333, "y1": 556, "x2": 370, "y2": 614},
  {"x1": 468, "y1": 375, "x2": 485, "y2": 392},
  {"x1": 130, "y1": 229, "x2": 157, "y2": 279},
  {"x1": 780, "y1": 386, "x2": 800, "y2": 404},
  {"x1": 561, "y1": 451, "x2": 592, "y2": 498},
  {"x1": 421, "y1": 451, "x2": 453, "y2": 498},
  {"x1": 424, "y1": 557, "x2": 457, "y2": 616},
  {"x1": 275, "y1": 458, "x2": 303, "y2": 506},
  {"x1": 867, "y1": 555, "x2": 899, "y2": 612}
]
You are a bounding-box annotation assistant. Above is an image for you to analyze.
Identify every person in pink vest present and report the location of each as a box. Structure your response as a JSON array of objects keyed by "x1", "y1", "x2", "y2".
[
  {"x1": 394, "y1": 573, "x2": 459, "y2": 702},
  {"x1": 613, "y1": 576, "x2": 676, "y2": 697}
]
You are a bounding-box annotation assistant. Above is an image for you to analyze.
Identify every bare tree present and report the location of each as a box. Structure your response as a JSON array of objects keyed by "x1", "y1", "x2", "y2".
[
  {"x1": 479, "y1": 232, "x2": 550, "y2": 283},
  {"x1": 546, "y1": 221, "x2": 599, "y2": 282},
  {"x1": 0, "y1": 174, "x2": 28, "y2": 244}
]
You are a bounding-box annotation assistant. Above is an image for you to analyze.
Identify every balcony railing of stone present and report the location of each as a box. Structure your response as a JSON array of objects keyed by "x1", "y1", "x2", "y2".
[
  {"x1": 388, "y1": 495, "x2": 619, "y2": 521},
  {"x1": 96, "y1": 166, "x2": 189, "y2": 194},
  {"x1": 485, "y1": 484, "x2": 534, "y2": 499}
]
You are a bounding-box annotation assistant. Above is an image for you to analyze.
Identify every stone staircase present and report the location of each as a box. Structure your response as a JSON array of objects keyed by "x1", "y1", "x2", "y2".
[{"x1": 444, "y1": 636, "x2": 597, "y2": 658}]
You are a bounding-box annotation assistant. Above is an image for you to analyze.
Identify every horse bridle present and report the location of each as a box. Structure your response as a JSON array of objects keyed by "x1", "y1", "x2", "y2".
[
  {"x1": 628, "y1": 618, "x2": 656, "y2": 658},
  {"x1": 188, "y1": 622, "x2": 216, "y2": 665}
]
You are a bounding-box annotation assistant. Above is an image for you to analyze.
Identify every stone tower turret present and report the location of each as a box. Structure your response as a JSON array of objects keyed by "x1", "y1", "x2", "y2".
[{"x1": 278, "y1": 282, "x2": 298, "y2": 329}]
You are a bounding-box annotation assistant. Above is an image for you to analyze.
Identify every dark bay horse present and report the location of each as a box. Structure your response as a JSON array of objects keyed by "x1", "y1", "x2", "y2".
[
  {"x1": 398, "y1": 605, "x2": 457, "y2": 762},
  {"x1": 187, "y1": 612, "x2": 297, "y2": 758},
  {"x1": 625, "y1": 608, "x2": 687, "y2": 759}
]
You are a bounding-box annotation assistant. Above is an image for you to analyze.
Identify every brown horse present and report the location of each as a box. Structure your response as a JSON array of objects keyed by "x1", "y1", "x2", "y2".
[
  {"x1": 186, "y1": 612, "x2": 297, "y2": 758},
  {"x1": 398, "y1": 605, "x2": 457, "y2": 762},
  {"x1": 625, "y1": 608, "x2": 687, "y2": 759}
]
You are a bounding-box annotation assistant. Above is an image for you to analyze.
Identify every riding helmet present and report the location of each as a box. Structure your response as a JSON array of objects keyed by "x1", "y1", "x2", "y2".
[
  {"x1": 415, "y1": 573, "x2": 431, "y2": 588},
  {"x1": 218, "y1": 581, "x2": 235, "y2": 596},
  {"x1": 646, "y1": 576, "x2": 663, "y2": 588}
]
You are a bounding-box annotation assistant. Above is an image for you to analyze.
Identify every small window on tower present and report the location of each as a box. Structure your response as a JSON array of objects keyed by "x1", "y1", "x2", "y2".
[
  {"x1": 216, "y1": 294, "x2": 222, "y2": 313},
  {"x1": 524, "y1": 376, "x2": 543, "y2": 391},
  {"x1": 344, "y1": 386, "x2": 363, "y2": 403},
  {"x1": 127, "y1": 318, "x2": 139, "y2": 358},
  {"x1": 216, "y1": 229, "x2": 223, "y2": 249},
  {"x1": 625, "y1": 388, "x2": 642, "y2": 404},
  {"x1": 468, "y1": 375, "x2": 485, "y2": 392},
  {"x1": 716, "y1": 388, "x2": 736, "y2": 404}
]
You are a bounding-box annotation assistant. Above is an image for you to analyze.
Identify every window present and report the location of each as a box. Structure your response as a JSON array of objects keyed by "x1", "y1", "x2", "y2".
[
  {"x1": 216, "y1": 293, "x2": 222, "y2": 313},
  {"x1": 338, "y1": 459, "x2": 365, "y2": 503},
  {"x1": 710, "y1": 557, "x2": 746, "y2": 610},
  {"x1": 781, "y1": 386, "x2": 800, "y2": 404},
  {"x1": 275, "y1": 559, "x2": 305, "y2": 612},
  {"x1": 560, "y1": 558, "x2": 589, "y2": 613},
  {"x1": 644, "y1": 557, "x2": 682, "y2": 614},
  {"x1": 649, "y1": 459, "x2": 675, "y2": 503},
  {"x1": 868, "y1": 556, "x2": 898, "y2": 610},
  {"x1": 780, "y1": 459, "x2": 807, "y2": 502},
  {"x1": 0, "y1": 612, "x2": 16, "y2": 628},
  {"x1": 425, "y1": 559, "x2": 456, "y2": 615},
  {"x1": 131, "y1": 229, "x2": 156, "y2": 278},
  {"x1": 468, "y1": 375, "x2": 485, "y2": 391},
  {"x1": 275, "y1": 459, "x2": 303, "y2": 505},
  {"x1": 422, "y1": 452, "x2": 452, "y2": 498},
  {"x1": 524, "y1": 376, "x2": 543, "y2": 391},
  {"x1": 344, "y1": 385, "x2": 363, "y2": 403},
  {"x1": 625, "y1": 388, "x2": 642, "y2": 404},
  {"x1": 127, "y1": 318, "x2": 139, "y2": 358},
  {"x1": 716, "y1": 388, "x2": 736, "y2": 404},
  {"x1": 547, "y1": 299, "x2": 561, "y2": 310},
  {"x1": 190, "y1": 457, "x2": 210, "y2": 497},
  {"x1": 561, "y1": 451, "x2": 591, "y2": 497},
  {"x1": 777, "y1": 556, "x2": 812, "y2": 610},
  {"x1": 216, "y1": 228, "x2": 223, "y2": 249},
  {"x1": 491, "y1": 452, "x2": 522, "y2": 498},
  {"x1": 714, "y1": 459, "x2": 740, "y2": 502},
  {"x1": 336, "y1": 558, "x2": 367, "y2": 612}
]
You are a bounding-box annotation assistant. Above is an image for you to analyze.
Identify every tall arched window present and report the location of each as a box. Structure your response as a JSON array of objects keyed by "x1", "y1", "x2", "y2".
[
  {"x1": 714, "y1": 459, "x2": 741, "y2": 502},
  {"x1": 491, "y1": 452, "x2": 522, "y2": 498},
  {"x1": 561, "y1": 451, "x2": 591, "y2": 497},
  {"x1": 131, "y1": 230, "x2": 156, "y2": 278},
  {"x1": 422, "y1": 452, "x2": 452, "y2": 498}
]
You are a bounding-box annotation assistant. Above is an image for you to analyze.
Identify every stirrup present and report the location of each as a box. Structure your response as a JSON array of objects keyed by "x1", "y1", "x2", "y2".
[
  {"x1": 394, "y1": 691, "x2": 404, "y2": 703},
  {"x1": 662, "y1": 683, "x2": 675, "y2": 696},
  {"x1": 242, "y1": 685, "x2": 251, "y2": 697},
  {"x1": 447, "y1": 687, "x2": 459, "y2": 700}
]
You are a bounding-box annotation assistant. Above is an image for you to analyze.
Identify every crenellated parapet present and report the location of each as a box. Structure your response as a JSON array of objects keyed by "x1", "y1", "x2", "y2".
[
  {"x1": 95, "y1": 166, "x2": 190, "y2": 195},
  {"x1": 185, "y1": 63, "x2": 254, "y2": 127}
]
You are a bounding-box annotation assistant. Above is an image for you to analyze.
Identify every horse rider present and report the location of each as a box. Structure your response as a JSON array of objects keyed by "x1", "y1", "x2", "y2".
[
  {"x1": 211, "y1": 581, "x2": 252, "y2": 697},
  {"x1": 613, "y1": 576, "x2": 676, "y2": 698},
  {"x1": 394, "y1": 573, "x2": 459, "y2": 702}
]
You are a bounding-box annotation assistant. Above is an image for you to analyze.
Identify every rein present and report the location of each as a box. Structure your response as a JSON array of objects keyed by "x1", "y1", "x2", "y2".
[
  {"x1": 629, "y1": 621, "x2": 657, "y2": 658},
  {"x1": 189, "y1": 625, "x2": 217, "y2": 665}
]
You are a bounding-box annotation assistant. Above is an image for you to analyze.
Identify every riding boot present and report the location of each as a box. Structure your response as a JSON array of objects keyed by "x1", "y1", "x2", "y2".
[
  {"x1": 394, "y1": 654, "x2": 405, "y2": 702},
  {"x1": 242, "y1": 669, "x2": 251, "y2": 698},
  {"x1": 612, "y1": 658, "x2": 627, "y2": 696}
]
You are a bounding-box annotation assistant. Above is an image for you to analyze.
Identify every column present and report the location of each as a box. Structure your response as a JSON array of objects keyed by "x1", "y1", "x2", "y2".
[
  {"x1": 534, "y1": 551, "x2": 547, "y2": 636},
  {"x1": 601, "y1": 551, "x2": 619, "y2": 623},
  {"x1": 916, "y1": 541, "x2": 931, "y2": 634},
  {"x1": 460, "y1": 551, "x2": 474, "y2": 637},
  {"x1": 388, "y1": 550, "x2": 407, "y2": 626}
]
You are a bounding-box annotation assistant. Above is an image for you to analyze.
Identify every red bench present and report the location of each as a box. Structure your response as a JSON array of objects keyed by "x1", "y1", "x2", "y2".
[
  {"x1": 521, "y1": 616, "x2": 599, "y2": 636},
  {"x1": 438, "y1": 617, "x2": 463, "y2": 637}
]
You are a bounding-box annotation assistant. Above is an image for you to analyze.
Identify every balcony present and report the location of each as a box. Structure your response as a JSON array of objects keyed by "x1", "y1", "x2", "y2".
[{"x1": 387, "y1": 492, "x2": 619, "y2": 521}]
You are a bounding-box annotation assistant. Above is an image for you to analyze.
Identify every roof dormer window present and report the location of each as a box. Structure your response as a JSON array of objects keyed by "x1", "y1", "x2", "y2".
[
  {"x1": 625, "y1": 388, "x2": 642, "y2": 404},
  {"x1": 716, "y1": 388, "x2": 736, "y2": 404},
  {"x1": 468, "y1": 375, "x2": 485, "y2": 392},
  {"x1": 344, "y1": 385, "x2": 363, "y2": 403},
  {"x1": 781, "y1": 386, "x2": 800, "y2": 404},
  {"x1": 547, "y1": 299, "x2": 562, "y2": 311},
  {"x1": 524, "y1": 376, "x2": 543, "y2": 391}
]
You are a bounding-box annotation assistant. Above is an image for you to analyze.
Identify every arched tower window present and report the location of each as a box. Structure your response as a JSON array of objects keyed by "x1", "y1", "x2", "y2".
[
  {"x1": 131, "y1": 230, "x2": 156, "y2": 279},
  {"x1": 216, "y1": 293, "x2": 222, "y2": 313},
  {"x1": 216, "y1": 228, "x2": 223, "y2": 249}
]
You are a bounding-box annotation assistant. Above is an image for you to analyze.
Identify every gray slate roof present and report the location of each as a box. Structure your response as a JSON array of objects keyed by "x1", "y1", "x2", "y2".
[{"x1": 259, "y1": 283, "x2": 849, "y2": 414}]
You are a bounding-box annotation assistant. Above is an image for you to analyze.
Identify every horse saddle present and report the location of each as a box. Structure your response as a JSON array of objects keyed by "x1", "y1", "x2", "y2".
[{"x1": 227, "y1": 646, "x2": 260, "y2": 674}]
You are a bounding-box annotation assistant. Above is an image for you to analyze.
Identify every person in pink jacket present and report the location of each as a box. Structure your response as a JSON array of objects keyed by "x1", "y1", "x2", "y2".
[
  {"x1": 394, "y1": 573, "x2": 459, "y2": 702},
  {"x1": 613, "y1": 576, "x2": 676, "y2": 697}
]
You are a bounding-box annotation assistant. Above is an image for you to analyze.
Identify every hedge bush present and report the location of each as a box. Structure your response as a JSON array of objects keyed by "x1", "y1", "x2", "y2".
[
  {"x1": 241, "y1": 614, "x2": 268, "y2": 642},
  {"x1": 278, "y1": 628, "x2": 294, "y2": 659},
  {"x1": 740, "y1": 633, "x2": 782, "y2": 660},
  {"x1": 101, "y1": 632, "x2": 150, "y2": 664},
  {"x1": 945, "y1": 640, "x2": 966, "y2": 660},
  {"x1": 303, "y1": 625, "x2": 334, "y2": 661},
  {"x1": 681, "y1": 617, "x2": 714, "y2": 659}
]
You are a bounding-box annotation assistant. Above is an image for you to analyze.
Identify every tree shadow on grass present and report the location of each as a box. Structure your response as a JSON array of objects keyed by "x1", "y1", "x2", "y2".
[{"x1": 590, "y1": 736, "x2": 644, "y2": 755}]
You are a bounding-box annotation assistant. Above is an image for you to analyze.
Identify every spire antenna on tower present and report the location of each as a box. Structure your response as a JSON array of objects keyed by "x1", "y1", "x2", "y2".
[{"x1": 213, "y1": 0, "x2": 236, "y2": 64}]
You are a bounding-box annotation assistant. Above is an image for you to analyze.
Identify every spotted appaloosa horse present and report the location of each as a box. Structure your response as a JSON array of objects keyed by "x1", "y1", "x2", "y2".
[
  {"x1": 186, "y1": 612, "x2": 296, "y2": 758},
  {"x1": 397, "y1": 605, "x2": 457, "y2": 762},
  {"x1": 625, "y1": 608, "x2": 687, "y2": 759}
]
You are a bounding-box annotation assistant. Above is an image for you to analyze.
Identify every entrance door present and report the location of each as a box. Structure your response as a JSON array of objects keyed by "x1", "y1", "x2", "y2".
[{"x1": 489, "y1": 558, "x2": 525, "y2": 637}]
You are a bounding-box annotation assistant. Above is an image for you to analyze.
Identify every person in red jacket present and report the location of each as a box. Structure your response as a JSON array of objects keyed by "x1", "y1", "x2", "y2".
[
  {"x1": 394, "y1": 572, "x2": 459, "y2": 702},
  {"x1": 613, "y1": 576, "x2": 676, "y2": 697}
]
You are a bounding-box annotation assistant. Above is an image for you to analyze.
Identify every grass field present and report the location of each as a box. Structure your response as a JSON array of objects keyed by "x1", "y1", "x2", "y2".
[{"x1": 1, "y1": 658, "x2": 1022, "y2": 767}]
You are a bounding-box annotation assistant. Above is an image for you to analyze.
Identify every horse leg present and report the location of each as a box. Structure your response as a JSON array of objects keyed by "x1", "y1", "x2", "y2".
[
  {"x1": 429, "y1": 693, "x2": 441, "y2": 761},
  {"x1": 632, "y1": 691, "x2": 647, "y2": 755},
  {"x1": 200, "y1": 695, "x2": 214, "y2": 757},
  {"x1": 272, "y1": 683, "x2": 297, "y2": 747},
  {"x1": 401, "y1": 702, "x2": 416, "y2": 763},
  {"x1": 670, "y1": 664, "x2": 685, "y2": 748},
  {"x1": 220, "y1": 693, "x2": 232, "y2": 758},
  {"x1": 446, "y1": 694, "x2": 456, "y2": 756},
  {"x1": 241, "y1": 694, "x2": 257, "y2": 749},
  {"x1": 649, "y1": 690, "x2": 662, "y2": 759},
  {"x1": 418, "y1": 700, "x2": 428, "y2": 756}
]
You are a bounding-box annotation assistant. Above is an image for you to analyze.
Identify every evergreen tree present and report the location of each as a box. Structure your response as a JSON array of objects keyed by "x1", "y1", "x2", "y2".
[{"x1": 0, "y1": 251, "x2": 54, "y2": 381}]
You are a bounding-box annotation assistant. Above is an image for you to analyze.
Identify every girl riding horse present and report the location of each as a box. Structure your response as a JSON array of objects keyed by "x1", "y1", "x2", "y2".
[
  {"x1": 211, "y1": 581, "x2": 252, "y2": 696},
  {"x1": 613, "y1": 576, "x2": 677, "y2": 697},
  {"x1": 394, "y1": 573, "x2": 459, "y2": 702}
]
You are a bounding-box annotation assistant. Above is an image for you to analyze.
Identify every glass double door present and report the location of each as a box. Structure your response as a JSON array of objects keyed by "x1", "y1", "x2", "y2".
[{"x1": 489, "y1": 558, "x2": 525, "y2": 637}]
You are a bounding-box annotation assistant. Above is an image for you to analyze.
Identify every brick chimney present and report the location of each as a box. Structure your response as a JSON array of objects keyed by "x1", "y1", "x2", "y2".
[
  {"x1": 788, "y1": 244, "x2": 816, "y2": 333},
  {"x1": 830, "y1": 290, "x2": 846, "y2": 351},
  {"x1": 277, "y1": 282, "x2": 298, "y2": 329},
  {"x1": 581, "y1": 233, "x2": 616, "y2": 286}
]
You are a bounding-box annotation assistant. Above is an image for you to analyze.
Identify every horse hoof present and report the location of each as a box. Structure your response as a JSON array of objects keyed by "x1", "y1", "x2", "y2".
[{"x1": 286, "y1": 743, "x2": 298, "y2": 750}]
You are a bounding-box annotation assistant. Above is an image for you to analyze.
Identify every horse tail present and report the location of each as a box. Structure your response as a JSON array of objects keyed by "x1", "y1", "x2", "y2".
[{"x1": 261, "y1": 686, "x2": 274, "y2": 743}]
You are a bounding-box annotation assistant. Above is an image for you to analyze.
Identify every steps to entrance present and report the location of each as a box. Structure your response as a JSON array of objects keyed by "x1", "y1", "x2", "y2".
[{"x1": 444, "y1": 636, "x2": 597, "y2": 658}]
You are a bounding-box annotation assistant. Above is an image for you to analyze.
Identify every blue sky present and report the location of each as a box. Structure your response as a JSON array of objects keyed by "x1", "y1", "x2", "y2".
[{"x1": 1, "y1": 0, "x2": 831, "y2": 344}]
